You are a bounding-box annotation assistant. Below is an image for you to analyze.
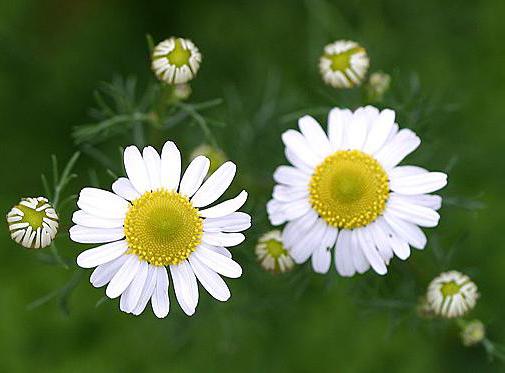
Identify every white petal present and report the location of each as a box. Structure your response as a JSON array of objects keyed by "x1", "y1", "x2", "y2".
[
  {"x1": 383, "y1": 211, "x2": 427, "y2": 249},
  {"x1": 390, "y1": 171, "x2": 448, "y2": 195},
  {"x1": 203, "y1": 212, "x2": 251, "y2": 233},
  {"x1": 392, "y1": 193, "x2": 442, "y2": 211},
  {"x1": 202, "y1": 232, "x2": 245, "y2": 247},
  {"x1": 281, "y1": 129, "x2": 321, "y2": 168},
  {"x1": 77, "y1": 240, "x2": 128, "y2": 268},
  {"x1": 273, "y1": 166, "x2": 310, "y2": 187},
  {"x1": 375, "y1": 129, "x2": 420, "y2": 169},
  {"x1": 72, "y1": 210, "x2": 124, "y2": 229},
  {"x1": 124, "y1": 145, "x2": 150, "y2": 194},
  {"x1": 199, "y1": 190, "x2": 248, "y2": 218},
  {"x1": 170, "y1": 261, "x2": 198, "y2": 316},
  {"x1": 362, "y1": 109, "x2": 395, "y2": 154},
  {"x1": 290, "y1": 218, "x2": 327, "y2": 264},
  {"x1": 375, "y1": 217, "x2": 410, "y2": 260},
  {"x1": 266, "y1": 198, "x2": 287, "y2": 225},
  {"x1": 112, "y1": 177, "x2": 140, "y2": 201},
  {"x1": 204, "y1": 244, "x2": 232, "y2": 258},
  {"x1": 311, "y1": 245, "x2": 331, "y2": 274},
  {"x1": 121, "y1": 260, "x2": 148, "y2": 313},
  {"x1": 345, "y1": 108, "x2": 371, "y2": 150},
  {"x1": 106, "y1": 255, "x2": 141, "y2": 298},
  {"x1": 179, "y1": 156, "x2": 210, "y2": 197},
  {"x1": 272, "y1": 185, "x2": 308, "y2": 202},
  {"x1": 70, "y1": 225, "x2": 124, "y2": 244},
  {"x1": 192, "y1": 246, "x2": 242, "y2": 278},
  {"x1": 350, "y1": 230, "x2": 370, "y2": 273},
  {"x1": 189, "y1": 256, "x2": 230, "y2": 301},
  {"x1": 298, "y1": 115, "x2": 332, "y2": 158},
  {"x1": 151, "y1": 266, "x2": 170, "y2": 318},
  {"x1": 285, "y1": 148, "x2": 313, "y2": 174},
  {"x1": 77, "y1": 187, "x2": 129, "y2": 219},
  {"x1": 282, "y1": 210, "x2": 318, "y2": 248},
  {"x1": 142, "y1": 146, "x2": 162, "y2": 190},
  {"x1": 387, "y1": 196, "x2": 440, "y2": 227},
  {"x1": 356, "y1": 228, "x2": 387, "y2": 275},
  {"x1": 335, "y1": 229, "x2": 355, "y2": 277},
  {"x1": 191, "y1": 161, "x2": 236, "y2": 208},
  {"x1": 90, "y1": 255, "x2": 128, "y2": 288},
  {"x1": 160, "y1": 141, "x2": 181, "y2": 191},
  {"x1": 132, "y1": 264, "x2": 157, "y2": 315},
  {"x1": 328, "y1": 108, "x2": 351, "y2": 150}
]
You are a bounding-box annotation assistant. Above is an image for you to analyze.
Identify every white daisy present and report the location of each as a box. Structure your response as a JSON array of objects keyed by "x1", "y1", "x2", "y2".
[
  {"x1": 255, "y1": 230, "x2": 294, "y2": 273},
  {"x1": 427, "y1": 271, "x2": 479, "y2": 318},
  {"x1": 267, "y1": 106, "x2": 447, "y2": 276},
  {"x1": 7, "y1": 197, "x2": 59, "y2": 249},
  {"x1": 70, "y1": 140, "x2": 250, "y2": 318},
  {"x1": 319, "y1": 40, "x2": 369, "y2": 88},
  {"x1": 151, "y1": 37, "x2": 202, "y2": 85}
]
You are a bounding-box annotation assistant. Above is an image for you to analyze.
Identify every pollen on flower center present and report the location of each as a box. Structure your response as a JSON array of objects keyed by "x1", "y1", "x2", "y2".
[
  {"x1": 124, "y1": 189, "x2": 203, "y2": 266},
  {"x1": 309, "y1": 150, "x2": 389, "y2": 229}
]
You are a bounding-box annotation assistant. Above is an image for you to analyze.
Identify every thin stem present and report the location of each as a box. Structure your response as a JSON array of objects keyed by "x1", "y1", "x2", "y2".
[{"x1": 175, "y1": 102, "x2": 219, "y2": 148}]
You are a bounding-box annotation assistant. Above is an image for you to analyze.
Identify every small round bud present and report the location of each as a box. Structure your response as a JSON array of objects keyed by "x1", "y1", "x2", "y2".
[
  {"x1": 255, "y1": 230, "x2": 294, "y2": 273},
  {"x1": 319, "y1": 40, "x2": 369, "y2": 88},
  {"x1": 365, "y1": 71, "x2": 391, "y2": 102},
  {"x1": 7, "y1": 197, "x2": 59, "y2": 249},
  {"x1": 151, "y1": 37, "x2": 202, "y2": 85},
  {"x1": 426, "y1": 271, "x2": 479, "y2": 319},
  {"x1": 460, "y1": 320, "x2": 486, "y2": 347}
]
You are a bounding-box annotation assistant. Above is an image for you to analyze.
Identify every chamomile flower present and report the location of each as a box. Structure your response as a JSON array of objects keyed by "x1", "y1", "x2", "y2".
[
  {"x1": 427, "y1": 271, "x2": 479, "y2": 318},
  {"x1": 7, "y1": 197, "x2": 59, "y2": 249},
  {"x1": 255, "y1": 230, "x2": 294, "y2": 273},
  {"x1": 267, "y1": 106, "x2": 447, "y2": 276},
  {"x1": 319, "y1": 40, "x2": 369, "y2": 88},
  {"x1": 71, "y1": 140, "x2": 250, "y2": 318},
  {"x1": 151, "y1": 37, "x2": 202, "y2": 85}
]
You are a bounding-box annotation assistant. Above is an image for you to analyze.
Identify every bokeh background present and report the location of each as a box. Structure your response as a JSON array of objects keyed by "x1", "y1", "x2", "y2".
[{"x1": 1, "y1": 0, "x2": 505, "y2": 372}]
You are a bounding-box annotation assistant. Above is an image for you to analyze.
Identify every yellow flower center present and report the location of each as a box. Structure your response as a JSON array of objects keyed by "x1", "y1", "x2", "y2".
[
  {"x1": 265, "y1": 239, "x2": 288, "y2": 259},
  {"x1": 440, "y1": 281, "x2": 462, "y2": 297},
  {"x1": 167, "y1": 38, "x2": 191, "y2": 67},
  {"x1": 309, "y1": 150, "x2": 389, "y2": 229},
  {"x1": 124, "y1": 189, "x2": 203, "y2": 266},
  {"x1": 324, "y1": 47, "x2": 364, "y2": 72}
]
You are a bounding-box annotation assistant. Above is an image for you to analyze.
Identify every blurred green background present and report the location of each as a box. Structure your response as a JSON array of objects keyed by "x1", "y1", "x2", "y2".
[{"x1": 1, "y1": 0, "x2": 505, "y2": 372}]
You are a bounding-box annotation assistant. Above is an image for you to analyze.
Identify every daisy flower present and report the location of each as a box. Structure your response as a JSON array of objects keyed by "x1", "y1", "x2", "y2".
[
  {"x1": 151, "y1": 37, "x2": 202, "y2": 85},
  {"x1": 267, "y1": 106, "x2": 447, "y2": 276},
  {"x1": 255, "y1": 230, "x2": 294, "y2": 273},
  {"x1": 70, "y1": 140, "x2": 250, "y2": 318},
  {"x1": 427, "y1": 271, "x2": 479, "y2": 318},
  {"x1": 319, "y1": 40, "x2": 369, "y2": 89},
  {"x1": 7, "y1": 197, "x2": 59, "y2": 249}
]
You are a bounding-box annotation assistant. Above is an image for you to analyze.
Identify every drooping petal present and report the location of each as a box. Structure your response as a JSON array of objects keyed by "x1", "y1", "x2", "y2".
[
  {"x1": 192, "y1": 246, "x2": 242, "y2": 278},
  {"x1": 106, "y1": 255, "x2": 141, "y2": 299},
  {"x1": 170, "y1": 261, "x2": 198, "y2": 316},
  {"x1": 189, "y1": 255, "x2": 231, "y2": 301},
  {"x1": 151, "y1": 266, "x2": 170, "y2": 318}
]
